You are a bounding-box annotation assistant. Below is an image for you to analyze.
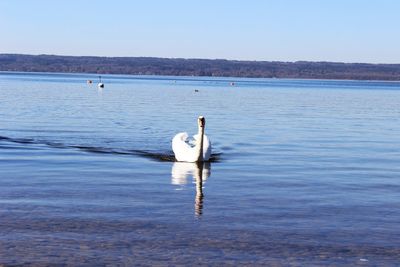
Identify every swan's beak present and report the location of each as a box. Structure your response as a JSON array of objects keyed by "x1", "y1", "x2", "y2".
[{"x1": 198, "y1": 116, "x2": 205, "y2": 127}]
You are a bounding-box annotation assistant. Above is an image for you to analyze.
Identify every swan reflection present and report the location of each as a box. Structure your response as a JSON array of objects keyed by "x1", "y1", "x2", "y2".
[
  {"x1": 171, "y1": 162, "x2": 210, "y2": 185},
  {"x1": 97, "y1": 86, "x2": 103, "y2": 96},
  {"x1": 171, "y1": 162, "x2": 211, "y2": 218}
]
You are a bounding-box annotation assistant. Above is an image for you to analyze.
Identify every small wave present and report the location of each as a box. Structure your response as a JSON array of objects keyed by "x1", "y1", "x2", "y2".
[{"x1": 0, "y1": 135, "x2": 222, "y2": 162}]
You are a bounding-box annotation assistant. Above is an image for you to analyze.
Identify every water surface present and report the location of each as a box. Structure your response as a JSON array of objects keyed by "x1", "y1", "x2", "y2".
[{"x1": 0, "y1": 72, "x2": 400, "y2": 265}]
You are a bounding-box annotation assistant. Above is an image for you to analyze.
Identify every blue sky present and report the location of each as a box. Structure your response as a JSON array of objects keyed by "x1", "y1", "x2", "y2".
[{"x1": 0, "y1": 0, "x2": 399, "y2": 63}]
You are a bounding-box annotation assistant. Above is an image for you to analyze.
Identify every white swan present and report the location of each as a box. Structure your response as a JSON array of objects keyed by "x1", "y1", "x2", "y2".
[
  {"x1": 172, "y1": 116, "x2": 211, "y2": 162},
  {"x1": 97, "y1": 76, "x2": 104, "y2": 88}
]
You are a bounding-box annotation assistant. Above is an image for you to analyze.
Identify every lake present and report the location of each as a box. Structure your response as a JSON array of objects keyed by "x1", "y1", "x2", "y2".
[{"x1": 0, "y1": 72, "x2": 399, "y2": 266}]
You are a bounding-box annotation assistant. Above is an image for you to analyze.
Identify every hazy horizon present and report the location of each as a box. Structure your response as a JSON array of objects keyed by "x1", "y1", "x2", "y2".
[{"x1": 2, "y1": 53, "x2": 400, "y2": 66}]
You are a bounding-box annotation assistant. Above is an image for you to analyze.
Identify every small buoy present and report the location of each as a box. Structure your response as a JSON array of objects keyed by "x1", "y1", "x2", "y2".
[
  {"x1": 87, "y1": 80, "x2": 93, "y2": 84},
  {"x1": 230, "y1": 82, "x2": 235, "y2": 86}
]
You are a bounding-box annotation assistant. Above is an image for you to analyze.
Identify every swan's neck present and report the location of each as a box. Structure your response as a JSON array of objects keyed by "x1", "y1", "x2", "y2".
[{"x1": 196, "y1": 126, "x2": 204, "y2": 162}]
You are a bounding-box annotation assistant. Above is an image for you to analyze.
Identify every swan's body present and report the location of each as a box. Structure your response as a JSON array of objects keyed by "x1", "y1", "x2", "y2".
[
  {"x1": 172, "y1": 116, "x2": 211, "y2": 162},
  {"x1": 172, "y1": 133, "x2": 211, "y2": 162}
]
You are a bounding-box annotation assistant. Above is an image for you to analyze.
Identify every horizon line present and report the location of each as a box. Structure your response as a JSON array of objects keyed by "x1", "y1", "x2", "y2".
[{"x1": 1, "y1": 53, "x2": 399, "y2": 66}]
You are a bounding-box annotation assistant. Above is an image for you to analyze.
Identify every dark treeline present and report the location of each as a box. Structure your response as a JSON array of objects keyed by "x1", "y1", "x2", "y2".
[{"x1": 1, "y1": 54, "x2": 400, "y2": 80}]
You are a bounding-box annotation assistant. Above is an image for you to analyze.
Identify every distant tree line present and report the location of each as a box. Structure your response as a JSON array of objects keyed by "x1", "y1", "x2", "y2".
[{"x1": 1, "y1": 54, "x2": 400, "y2": 80}]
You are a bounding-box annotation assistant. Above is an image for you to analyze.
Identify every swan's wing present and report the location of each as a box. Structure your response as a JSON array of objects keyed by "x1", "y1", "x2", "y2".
[
  {"x1": 203, "y1": 134, "x2": 212, "y2": 161},
  {"x1": 172, "y1": 132, "x2": 197, "y2": 162},
  {"x1": 174, "y1": 132, "x2": 189, "y2": 142},
  {"x1": 193, "y1": 134, "x2": 212, "y2": 161}
]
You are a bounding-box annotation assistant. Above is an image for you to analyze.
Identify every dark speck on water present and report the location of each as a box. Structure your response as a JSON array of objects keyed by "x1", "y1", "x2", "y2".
[{"x1": 0, "y1": 72, "x2": 399, "y2": 265}]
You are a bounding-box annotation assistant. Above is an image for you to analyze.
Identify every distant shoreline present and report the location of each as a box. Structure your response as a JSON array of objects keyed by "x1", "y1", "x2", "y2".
[{"x1": 1, "y1": 54, "x2": 400, "y2": 81}]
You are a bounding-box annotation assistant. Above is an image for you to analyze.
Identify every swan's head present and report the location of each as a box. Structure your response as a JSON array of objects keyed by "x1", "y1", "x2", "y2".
[{"x1": 198, "y1": 116, "x2": 205, "y2": 128}]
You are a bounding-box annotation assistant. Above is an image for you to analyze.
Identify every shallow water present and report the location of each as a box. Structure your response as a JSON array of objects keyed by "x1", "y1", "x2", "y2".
[{"x1": 0, "y1": 72, "x2": 400, "y2": 265}]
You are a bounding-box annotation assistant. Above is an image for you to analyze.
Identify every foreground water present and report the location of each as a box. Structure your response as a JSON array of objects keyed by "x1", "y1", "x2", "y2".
[{"x1": 0, "y1": 72, "x2": 399, "y2": 265}]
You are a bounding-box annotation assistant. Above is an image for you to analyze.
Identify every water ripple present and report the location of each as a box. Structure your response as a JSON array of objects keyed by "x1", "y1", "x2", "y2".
[{"x1": 0, "y1": 135, "x2": 222, "y2": 162}]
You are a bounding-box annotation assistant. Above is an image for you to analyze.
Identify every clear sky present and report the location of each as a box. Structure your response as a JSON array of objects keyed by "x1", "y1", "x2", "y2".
[{"x1": 1, "y1": 0, "x2": 399, "y2": 63}]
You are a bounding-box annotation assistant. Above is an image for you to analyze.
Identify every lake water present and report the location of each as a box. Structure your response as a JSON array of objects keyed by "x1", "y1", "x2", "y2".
[{"x1": 0, "y1": 72, "x2": 399, "y2": 266}]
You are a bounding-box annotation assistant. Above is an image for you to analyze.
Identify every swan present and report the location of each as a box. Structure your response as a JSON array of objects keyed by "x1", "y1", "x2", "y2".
[
  {"x1": 172, "y1": 116, "x2": 211, "y2": 162},
  {"x1": 97, "y1": 76, "x2": 104, "y2": 88}
]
